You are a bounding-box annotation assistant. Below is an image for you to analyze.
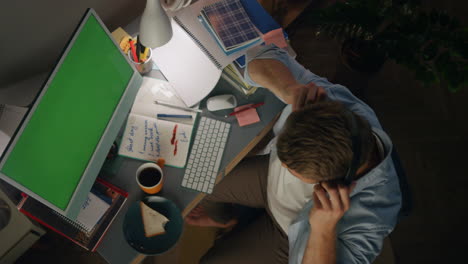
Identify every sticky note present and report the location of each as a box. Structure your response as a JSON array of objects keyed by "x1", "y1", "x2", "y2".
[
  {"x1": 262, "y1": 28, "x2": 288, "y2": 48},
  {"x1": 235, "y1": 104, "x2": 260, "y2": 127}
]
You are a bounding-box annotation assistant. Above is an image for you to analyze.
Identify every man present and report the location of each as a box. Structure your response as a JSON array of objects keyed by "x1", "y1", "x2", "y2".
[{"x1": 186, "y1": 44, "x2": 402, "y2": 264}]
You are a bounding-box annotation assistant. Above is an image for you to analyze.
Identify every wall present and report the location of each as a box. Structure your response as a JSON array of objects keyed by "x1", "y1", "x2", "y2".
[{"x1": 0, "y1": 0, "x2": 145, "y2": 105}]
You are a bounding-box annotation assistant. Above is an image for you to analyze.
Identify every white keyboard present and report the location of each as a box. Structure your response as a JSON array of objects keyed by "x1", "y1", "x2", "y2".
[{"x1": 181, "y1": 117, "x2": 231, "y2": 193}]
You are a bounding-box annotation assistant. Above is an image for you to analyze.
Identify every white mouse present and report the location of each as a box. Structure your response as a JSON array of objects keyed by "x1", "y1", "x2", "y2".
[{"x1": 206, "y1": 94, "x2": 237, "y2": 111}]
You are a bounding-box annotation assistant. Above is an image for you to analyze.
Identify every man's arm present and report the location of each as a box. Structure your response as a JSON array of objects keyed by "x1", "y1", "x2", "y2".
[
  {"x1": 301, "y1": 183, "x2": 354, "y2": 264},
  {"x1": 248, "y1": 59, "x2": 298, "y2": 104},
  {"x1": 248, "y1": 58, "x2": 327, "y2": 110}
]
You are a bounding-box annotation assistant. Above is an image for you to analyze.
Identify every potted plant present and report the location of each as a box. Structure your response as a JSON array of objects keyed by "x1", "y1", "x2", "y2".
[{"x1": 302, "y1": 0, "x2": 468, "y2": 92}]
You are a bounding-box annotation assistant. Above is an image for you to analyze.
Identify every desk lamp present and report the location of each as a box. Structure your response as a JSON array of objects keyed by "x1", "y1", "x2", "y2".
[{"x1": 139, "y1": 0, "x2": 173, "y2": 48}]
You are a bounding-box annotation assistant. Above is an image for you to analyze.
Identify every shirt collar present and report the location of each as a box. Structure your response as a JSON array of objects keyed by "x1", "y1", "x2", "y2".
[{"x1": 350, "y1": 128, "x2": 393, "y2": 197}]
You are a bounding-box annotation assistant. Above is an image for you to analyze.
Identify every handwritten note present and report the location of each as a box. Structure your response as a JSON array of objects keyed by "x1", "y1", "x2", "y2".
[
  {"x1": 119, "y1": 114, "x2": 193, "y2": 168},
  {"x1": 76, "y1": 192, "x2": 110, "y2": 232}
]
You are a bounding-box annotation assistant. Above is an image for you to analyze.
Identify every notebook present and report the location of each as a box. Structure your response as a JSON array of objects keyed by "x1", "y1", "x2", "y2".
[
  {"x1": 199, "y1": 0, "x2": 261, "y2": 55},
  {"x1": 18, "y1": 178, "x2": 127, "y2": 252},
  {"x1": 118, "y1": 78, "x2": 198, "y2": 168},
  {"x1": 153, "y1": 0, "x2": 263, "y2": 107},
  {"x1": 76, "y1": 192, "x2": 110, "y2": 232}
]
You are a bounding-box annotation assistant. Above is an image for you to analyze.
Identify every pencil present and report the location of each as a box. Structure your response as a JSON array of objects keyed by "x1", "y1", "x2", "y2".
[
  {"x1": 157, "y1": 114, "x2": 193, "y2": 119},
  {"x1": 226, "y1": 102, "x2": 264, "y2": 117},
  {"x1": 129, "y1": 40, "x2": 138, "y2": 62}
]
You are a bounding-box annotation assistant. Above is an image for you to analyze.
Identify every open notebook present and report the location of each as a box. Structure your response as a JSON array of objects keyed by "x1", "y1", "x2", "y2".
[
  {"x1": 153, "y1": 0, "x2": 263, "y2": 107},
  {"x1": 118, "y1": 78, "x2": 198, "y2": 168}
]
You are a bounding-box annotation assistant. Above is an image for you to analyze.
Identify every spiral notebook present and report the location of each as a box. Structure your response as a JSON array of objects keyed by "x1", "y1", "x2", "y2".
[
  {"x1": 17, "y1": 178, "x2": 127, "y2": 251},
  {"x1": 153, "y1": 0, "x2": 263, "y2": 106},
  {"x1": 199, "y1": 0, "x2": 261, "y2": 55}
]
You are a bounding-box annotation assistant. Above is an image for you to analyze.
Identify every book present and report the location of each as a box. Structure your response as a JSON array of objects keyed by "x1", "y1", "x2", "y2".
[
  {"x1": 118, "y1": 77, "x2": 198, "y2": 168},
  {"x1": 221, "y1": 63, "x2": 258, "y2": 96},
  {"x1": 198, "y1": 0, "x2": 261, "y2": 56},
  {"x1": 75, "y1": 192, "x2": 110, "y2": 232},
  {"x1": 17, "y1": 178, "x2": 127, "y2": 252}
]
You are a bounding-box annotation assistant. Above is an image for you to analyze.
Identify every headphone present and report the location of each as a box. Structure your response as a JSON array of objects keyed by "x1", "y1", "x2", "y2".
[{"x1": 342, "y1": 109, "x2": 362, "y2": 186}]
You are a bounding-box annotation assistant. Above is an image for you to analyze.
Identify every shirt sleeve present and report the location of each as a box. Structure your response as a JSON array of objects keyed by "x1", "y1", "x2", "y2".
[
  {"x1": 244, "y1": 44, "x2": 333, "y2": 88},
  {"x1": 289, "y1": 220, "x2": 395, "y2": 264},
  {"x1": 335, "y1": 227, "x2": 392, "y2": 264},
  {"x1": 243, "y1": 44, "x2": 382, "y2": 129}
]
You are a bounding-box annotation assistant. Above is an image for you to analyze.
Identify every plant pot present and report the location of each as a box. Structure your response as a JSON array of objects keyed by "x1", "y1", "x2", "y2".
[{"x1": 341, "y1": 38, "x2": 387, "y2": 74}]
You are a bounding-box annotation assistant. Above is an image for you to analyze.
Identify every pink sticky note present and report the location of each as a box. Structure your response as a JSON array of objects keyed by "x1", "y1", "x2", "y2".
[
  {"x1": 235, "y1": 104, "x2": 260, "y2": 127},
  {"x1": 262, "y1": 28, "x2": 288, "y2": 48}
]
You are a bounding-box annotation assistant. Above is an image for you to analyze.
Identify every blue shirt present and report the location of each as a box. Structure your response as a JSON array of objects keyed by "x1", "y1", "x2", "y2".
[{"x1": 245, "y1": 45, "x2": 402, "y2": 263}]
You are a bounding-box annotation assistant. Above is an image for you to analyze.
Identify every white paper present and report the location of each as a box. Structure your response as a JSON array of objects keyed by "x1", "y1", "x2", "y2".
[
  {"x1": 152, "y1": 20, "x2": 222, "y2": 107},
  {"x1": 119, "y1": 114, "x2": 193, "y2": 168},
  {"x1": 119, "y1": 78, "x2": 196, "y2": 167},
  {"x1": 132, "y1": 77, "x2": 198, "y2": 125},
  {"x1": 76, "y1": 192, "x2": 110, "y2": 232}
]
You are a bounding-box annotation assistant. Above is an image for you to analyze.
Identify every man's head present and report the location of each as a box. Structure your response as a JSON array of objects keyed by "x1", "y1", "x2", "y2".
[{"x1": 277, "y1": 101, "x2": 374, "y2": 183}]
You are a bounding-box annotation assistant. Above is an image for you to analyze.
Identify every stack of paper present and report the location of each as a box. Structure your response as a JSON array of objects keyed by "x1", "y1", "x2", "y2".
[
  {"x1": 199, "y1": 0, "x2": 261, "y2": 55},
  {"x1": 221, "y1": 63, "x2": 258, "y2": 96}
]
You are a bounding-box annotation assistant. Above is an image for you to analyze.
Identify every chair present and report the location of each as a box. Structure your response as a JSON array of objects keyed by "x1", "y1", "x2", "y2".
[
  {"x1": 391, "y1": 148, "x2": 413, "y2": 221},
  {"x1": 0, "y1": 184, "x2": 45, "y2": 264}
]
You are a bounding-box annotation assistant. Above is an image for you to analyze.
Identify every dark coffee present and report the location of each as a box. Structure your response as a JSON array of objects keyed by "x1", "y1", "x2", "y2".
[{"x1": 138, "y1": 168, "x2": 161, "y2": 187}]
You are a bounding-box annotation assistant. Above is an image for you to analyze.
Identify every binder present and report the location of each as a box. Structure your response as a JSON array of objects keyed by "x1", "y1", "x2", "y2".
[{"x1": 17, "y1": 178, "x2": 127, "y2": 252}]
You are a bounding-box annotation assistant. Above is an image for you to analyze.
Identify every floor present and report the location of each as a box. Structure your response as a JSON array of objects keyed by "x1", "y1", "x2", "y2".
[{"x1": 15, "y1": 0, "x2": 467, "y2": 263}]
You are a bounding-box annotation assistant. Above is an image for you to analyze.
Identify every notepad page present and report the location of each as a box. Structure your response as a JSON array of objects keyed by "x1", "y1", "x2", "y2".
[
  {"x1": 76, "y1": 192, "x2": 110, "y2": 232},
  {"x1": 131, "y1": 77, "x2": 197, "y2": 125},
  {"x1": 119, "y1": 114, "x2": 193, "y2": 168},
  {"x1": 152, "y1": 20, "x2": 222, "y2": 107}
]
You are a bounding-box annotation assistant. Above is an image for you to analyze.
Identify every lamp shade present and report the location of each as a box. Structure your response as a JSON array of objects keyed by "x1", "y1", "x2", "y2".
[{"x1": 139, "y1": 0, "x2": 173, "y2": 48}]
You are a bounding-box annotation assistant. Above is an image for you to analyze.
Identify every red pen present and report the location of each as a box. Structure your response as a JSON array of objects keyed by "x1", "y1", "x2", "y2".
[
  {"x1": 129, "y1": 40, "x2": 139, "y2": 62},
  {"x1": 227, "y1": 102, "x2": 265, "y2": 117}
]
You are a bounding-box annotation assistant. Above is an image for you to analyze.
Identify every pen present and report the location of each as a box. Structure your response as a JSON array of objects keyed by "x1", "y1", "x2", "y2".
[
  {"x1": 135, "y1": 35, "x2": 141, "y2": 62},
  {"x1": 154, "y1": 100, "x2": 203, "y2": 113},
  {"x1": 157, "y1": 114, "x2": 193, "y2": 119},
  {"x1": 226, "y1": 102, "x2": 265, "y2": 117},
  {"x1": 129, "y1": 40, "x2": 138, "y2": 62}
]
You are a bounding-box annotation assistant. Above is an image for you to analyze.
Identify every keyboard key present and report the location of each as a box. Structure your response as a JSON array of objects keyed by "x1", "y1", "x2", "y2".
[{"x1": 181, "y1": 117, "x2": 230, "y2": 194}]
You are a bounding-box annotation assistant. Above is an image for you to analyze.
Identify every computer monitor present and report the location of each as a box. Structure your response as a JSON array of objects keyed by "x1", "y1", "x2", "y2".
[{"x1": 0, "y1": 8, "x2": 142, "y2": 220}]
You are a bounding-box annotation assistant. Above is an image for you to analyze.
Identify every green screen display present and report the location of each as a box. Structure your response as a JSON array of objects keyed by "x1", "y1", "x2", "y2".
[{"x1": 1, "y1": 14, "x2": 133, "y2": 209}]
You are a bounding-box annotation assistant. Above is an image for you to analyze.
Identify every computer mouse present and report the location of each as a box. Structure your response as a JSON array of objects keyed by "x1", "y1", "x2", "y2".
[{"x1": 206, "y1": 94, "x2": 237, "y2": 111}]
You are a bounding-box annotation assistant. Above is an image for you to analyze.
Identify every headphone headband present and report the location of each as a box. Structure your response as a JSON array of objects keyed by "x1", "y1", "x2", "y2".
[{"x1": 342, "y1": 109, "x2": 361, "y2": 186}]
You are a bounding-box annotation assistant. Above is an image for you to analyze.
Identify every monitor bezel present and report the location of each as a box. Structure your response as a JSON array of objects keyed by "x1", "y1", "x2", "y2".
[{"x1": 0, "y1": 8, "x2": 142, "y2": 219}]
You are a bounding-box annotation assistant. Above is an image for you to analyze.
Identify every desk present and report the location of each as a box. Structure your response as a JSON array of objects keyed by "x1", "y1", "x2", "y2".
[{"x1": 97, "y1": 70, "x2": 285, "y2": 264}]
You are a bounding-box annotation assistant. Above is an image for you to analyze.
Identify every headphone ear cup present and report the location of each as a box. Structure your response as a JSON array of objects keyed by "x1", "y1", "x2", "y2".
[{"x1": 343, "y1": 109, "x2": 361, "y2": 186}]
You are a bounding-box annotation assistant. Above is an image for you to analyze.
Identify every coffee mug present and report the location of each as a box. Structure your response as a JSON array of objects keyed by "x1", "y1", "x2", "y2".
[{"x1": 136, "y1": 163, "x2": 164, "y2": 194}]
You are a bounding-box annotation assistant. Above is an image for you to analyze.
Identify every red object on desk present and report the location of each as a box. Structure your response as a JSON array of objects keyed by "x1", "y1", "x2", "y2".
[
  {"x1": 227, "y1": 102, "x2": 264, "y2": 116},
  {"x1": 129, "y1": 40, "x2": 139, "y2": 62}
]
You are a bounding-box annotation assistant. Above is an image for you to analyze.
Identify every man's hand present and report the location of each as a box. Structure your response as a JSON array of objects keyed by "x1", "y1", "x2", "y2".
[
  {"x1": 309, "y1": 182, "x2": 355, "y2": 232},
  {"x1": 289, "y1": 82, "x2": 327, "y2": 112},
  {"x1": 302, "y1": 182, "x2": 355, "y2": 264}
]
